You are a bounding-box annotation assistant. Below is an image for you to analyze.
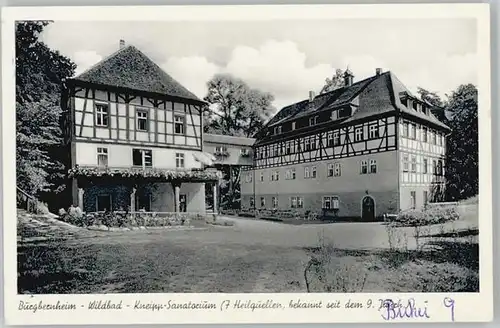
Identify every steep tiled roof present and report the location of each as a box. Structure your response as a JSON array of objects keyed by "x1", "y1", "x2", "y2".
[
  {"x1": 204, "y1": 133, "x2": 255, "y2": 146},
  {"x1": 258, "y1": 71, "x2": 449, "y2": 144},
  {"x1": 73, "y1": 45, "x2": 202, "y2": 102}
]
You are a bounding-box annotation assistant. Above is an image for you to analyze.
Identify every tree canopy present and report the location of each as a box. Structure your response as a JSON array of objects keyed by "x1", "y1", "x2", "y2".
[
  {"x1": 16, "y1": 21, "x2": 76, "y2": 196},
  {"x1": 319, "y1": 68, "x2": 346, "y2": 94},
  {"x1": 203, "y1": 74, "x2": 275, "y2": 138},
  {"x1": 443, "y1": 84, "x2": 478, "y2": 200}
]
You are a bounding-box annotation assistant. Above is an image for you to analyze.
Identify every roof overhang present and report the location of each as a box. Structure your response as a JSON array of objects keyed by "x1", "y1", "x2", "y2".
[{"x1": 67, "y1": 78, "x2": 208, "y2": 107}]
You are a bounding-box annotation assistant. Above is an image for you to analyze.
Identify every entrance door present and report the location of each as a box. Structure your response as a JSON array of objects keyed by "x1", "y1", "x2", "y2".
[
  {"x1": 179, "y1": 194, "x2": 187, "y2": 212},
  {"x1": 361, "y1": 196, "x2": 375, "y2": 221}
]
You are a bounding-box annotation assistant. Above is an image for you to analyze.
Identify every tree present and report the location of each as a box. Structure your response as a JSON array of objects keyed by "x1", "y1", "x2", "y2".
[
  {"x1": 443, "y1": 84, "x2": 478, "y2": 200},
  {"x1": 417, "y1": 87, "x2": 447, "y2": 123},
  {"x1": 319, "y1": 68, "x2": 345, "y2": 94},
  {"x1": 16, "y1": 21, "x2": 76, "y2": 197},
  {"x1": 203, "y1": 74, "x2": 275, "y2": 138}
]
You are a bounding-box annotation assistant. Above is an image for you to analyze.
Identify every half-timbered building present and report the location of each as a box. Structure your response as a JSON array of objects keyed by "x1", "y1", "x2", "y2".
[
  {"x1": 241, "y1": 68, "x2": 450, "y2": 220},
  {"x1": 61, "y1": 40, "x2": 220, "y2": 214}
]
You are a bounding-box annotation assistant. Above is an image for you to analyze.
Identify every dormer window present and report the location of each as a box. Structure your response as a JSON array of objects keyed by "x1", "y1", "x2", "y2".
[
  {"x1": 291, "y1": 122, "x2": 296, "y2": 130},
  {"x1": 331, "y1": 111, "x2": 338, "y2": 120},
  {"x1": 412, "y1": 102, "x2": 418, "y2": 111},
  {"x1": 274, "y1": 126, "x2": 282, "y2": 135},
  {"x1": 309, "y1": 116, "x2": 318, "y2": 126},
  {"x1": 422, "y1": 105, "x2": 428, "y2": 115},
  {"x1": 401, "y1": 98, "x2": 408, "y2": 107}
]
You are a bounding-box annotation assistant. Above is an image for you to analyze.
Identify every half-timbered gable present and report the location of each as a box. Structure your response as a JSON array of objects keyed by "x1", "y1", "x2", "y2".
[
  {"x1": 242, "y1": 69, "x2": 450, "y2": 220},
  {"x1": 62, "y1": 42, "x2": 220, "y2": 214}
]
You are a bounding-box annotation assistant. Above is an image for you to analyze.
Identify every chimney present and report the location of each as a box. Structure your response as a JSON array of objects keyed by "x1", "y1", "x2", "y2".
[
  {"x1": 119, "y1": 39, "x2": 125, "y2": 49},
  {"x1": 376, "y1": 68, "x2": 383, "y2": 75},
  {"x1": 343, "y1": 69, "x2": 354, "y2": 86},
  {"x1": 309, "y1": 91, "x2": 315, "y2": 102}
]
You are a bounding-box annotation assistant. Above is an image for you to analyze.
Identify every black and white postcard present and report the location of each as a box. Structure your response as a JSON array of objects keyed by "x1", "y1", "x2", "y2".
[{"x1": 1, "y1": 3, "x2": 493, "y2": 325}]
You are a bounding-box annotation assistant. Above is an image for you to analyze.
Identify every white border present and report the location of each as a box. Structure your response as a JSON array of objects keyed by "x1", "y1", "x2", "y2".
[{"x1": 1, "y1": 3, "x2": 492, "y2": 325}]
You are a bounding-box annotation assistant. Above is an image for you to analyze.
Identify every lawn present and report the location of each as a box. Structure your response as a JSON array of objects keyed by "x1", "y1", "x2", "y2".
[{"x1": 17, "y1": 205, "x2": 479, "y2": 294}]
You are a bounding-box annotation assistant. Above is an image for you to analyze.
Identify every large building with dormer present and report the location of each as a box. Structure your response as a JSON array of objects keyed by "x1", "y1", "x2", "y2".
[
  {"x1": 241, "y1": 69, "x2": 449, "y2": 221},
  {"x1": 61, "y1": 40, "x2": 221, "y2": 214}
]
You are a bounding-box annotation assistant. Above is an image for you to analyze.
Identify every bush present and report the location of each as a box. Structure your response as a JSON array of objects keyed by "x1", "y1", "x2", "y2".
[
  {"x1": 304, "y1": 234, "x2": 368, "y2": 292},
  {"x1": 392, "y1": 207, "x2": 459, "y2": 227}
]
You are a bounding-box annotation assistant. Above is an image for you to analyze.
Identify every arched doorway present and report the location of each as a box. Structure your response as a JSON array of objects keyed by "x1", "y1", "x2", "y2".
[{"x1": 361, "y1": 196, "x2": 376, "y2": 221}]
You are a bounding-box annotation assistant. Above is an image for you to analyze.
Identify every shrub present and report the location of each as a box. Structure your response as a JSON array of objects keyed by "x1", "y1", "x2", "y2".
[{"x1": 304, "y1": 234, "x2": 368, "y2": 292}]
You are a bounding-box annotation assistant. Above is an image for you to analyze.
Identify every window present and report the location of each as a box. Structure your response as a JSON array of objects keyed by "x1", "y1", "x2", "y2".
[
  {"x1": 311, "y1": 166, "x2": 317, "y2": 178},
  {"x1": 309, "y1": 116, "x2": 318, "y2": 126},
  {"x1": 274, "y1": 126, "x2": 282, "y2": 135},
  {"x1": 422, "y1": 127, "x2": 428, "y2": 142},
  {"x1": 290, "y1": 168, "x2": 296, "y2": 180},
  {"x1": 260, "y1": 172, "x2": 264, "y2": 182},
  {"x1": 355, "y1": 127, "x2": 364, "y2": 142},
  {"x1": 437, "y1": 132, "x2": 442, "y2": 146},
  {"x1": 137, "y1": 110, "x2": 148, "y2": 131},
  {"x1": 331, "y1": 111, "x2": 338, "y2": 120},
  {"x1": 176, "y1": 153, "x2": 185, "y2": 168},
  {"x1": 272, "y1": 197, "x2": 278, "y2": 208},
  {"x1": 260, "y1": 197, "x2": 265, "y2": 208},
  {"x1": 369, "y1": 125, "x2": 379, "y2": 139},
  {"x1": 334, "y1": 163, "x2": 341, "y2": 177},
  {"x1": 412, "y1": 102, "x2": 418, "y2": 111},
  {"x1": 410, "y1": 124, "x2": 417, "y2": 139},
  {"x1": 327, "y1": 133, "x2": 333, "y2": 147},
  {"x1": 249, "y1": 197, "x2": 255, "y2": 208},
  {"x1": 174, "y1": 115, "x2": 185, "y2": 134},
  {"x1": 245, "y1": 173, "x2": 252, "y2": 183},
  {"x1": 432, "y1": 131, "x2": 437, "y2": 145},
  {"x1": 422, "y1": 105, "x2": 428, "y2": 115},
  {"x1": 403, "y1": 154, "x2": 409, "y2": 172},
  {"x1": 133, "y1": 149, "x2": 152, "y2": 167},
  {"x1": 240, "y1": 148, "x2": 250, "y2": 156},
  {"x1": 323, "y1": 196, "x2": 340, "y2": 210},
  {"x1": 310, "y1": 137, "x2": 316, "y2": 150},
  {"x1": 334, "y1": 131, "x2": 340, "y2": 146},
  {"x1": 323, "y1": 196, "x2": 331, "y2": 209},
  {"x1": 297, "y1": 197, "x2": 304, "y2": 208},
  {"x1": 304, "y1": 139, "x2": 310, "y2": 151},
  {"x1": 97, "y1": 194, "x2": 112, "y2": 212},
  {"x1": 291, "y1": 197, "x2": 297, "y2": 208},
  {"x1": 411, "y1": 156, "x2": 417, "y2": 173},
  {"x1": 304, "y1": 167, "x2": 310, "y2": 179},
  {"x1": 437, "y1": 160, "x2": 443, "y2": 176},
  {"x1": 272, "y1": 170, "x2": 280, "y2": 181},
  {"x1": 403, "y1": 122, "x2": 409, "y2": 137},
  {"x1": 327, "y1": 163, "x2": 334, "y2": 177},
  {"x1": 360, "y1": 160, "x2": 368, "y2": 174},
  {"x1": 285, "y1": 142, "x2": 291, "y2": 154},
  {"x1": 423, "y1": 191, "x2": 428, "y2": 207},
  {"x1": 97, "y1": 147, "x2": 108, "y2": 167},
  {"x1": 410, "y1": 191, "x2": 416, "y2": 209},
  {"x1": 291, "y1": 122, "x2": 296, "y2": 130},
  {"x1": 432, "y1": 160, "x2": 437, "y2": 175},
  {"x1": 423, "y1": 158, "x2": 428, "y2": 174},
  {"x1": 285, "y1": 170, "x2": 291, "y2": 180},
  {"x1": 369, "y1": 159, "x2": 377, "y2": 174},
  {"x1": 95, "y1": 103, "x2": 109, "y2": 127}
]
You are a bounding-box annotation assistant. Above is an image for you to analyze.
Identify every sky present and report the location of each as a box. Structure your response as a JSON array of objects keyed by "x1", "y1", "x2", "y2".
[{"x1": 41, "y1": 19, "x2": 478, "y2": 110}]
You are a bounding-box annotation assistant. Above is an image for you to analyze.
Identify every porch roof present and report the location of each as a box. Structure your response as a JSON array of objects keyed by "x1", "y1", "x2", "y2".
[{"x1": 68, "y1": 166, "x2": 222, "y2": 182}]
